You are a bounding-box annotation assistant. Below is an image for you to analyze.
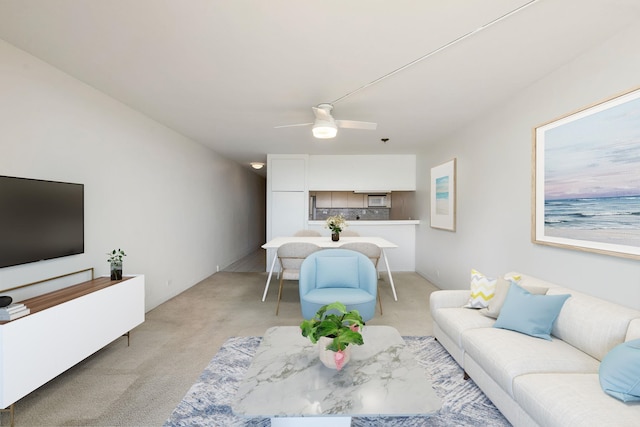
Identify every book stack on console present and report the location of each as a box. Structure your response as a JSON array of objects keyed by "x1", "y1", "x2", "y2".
[{"x1": 0, "y1": 303, "x2": 30, "y2": 321}]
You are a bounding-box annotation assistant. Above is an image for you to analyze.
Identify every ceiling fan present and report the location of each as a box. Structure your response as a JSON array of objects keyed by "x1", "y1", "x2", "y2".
[{"x1": 275, "y1": 103, "x2": 377, "y2": 139}]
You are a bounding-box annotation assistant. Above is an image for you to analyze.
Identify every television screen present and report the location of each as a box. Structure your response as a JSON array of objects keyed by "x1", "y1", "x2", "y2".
[{"x1": 0, "y1": 175, "x2": 84, "y2": 268}]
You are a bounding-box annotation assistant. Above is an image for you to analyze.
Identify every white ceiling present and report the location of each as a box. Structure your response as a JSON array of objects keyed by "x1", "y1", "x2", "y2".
[{"x1": 1, "y1": 0, "x2": 639, "y2": 174}]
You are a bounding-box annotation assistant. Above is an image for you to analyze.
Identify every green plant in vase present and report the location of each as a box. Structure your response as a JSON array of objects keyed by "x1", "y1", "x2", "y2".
[
  {"x1": 300, "y1": 301, "x2": 364, "y2": 370},
  {"x1": 107, "y1": 248, "x2": 126, "y2": 280}
]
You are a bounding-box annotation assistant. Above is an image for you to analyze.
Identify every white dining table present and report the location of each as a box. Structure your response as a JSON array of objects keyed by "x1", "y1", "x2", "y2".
[{"x1": 261, "y1": 236, "x2": 399, "y2": 303}]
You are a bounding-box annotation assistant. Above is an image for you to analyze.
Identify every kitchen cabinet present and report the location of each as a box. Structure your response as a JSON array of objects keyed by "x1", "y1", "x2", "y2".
[
  {"x1": 347, "y1": 193, "x2": 365, "y2": 208},
  {"x1": 313, "y1": 192, "x2": 365, "y2": 208},
  {"x1": 316, "y1": 192, "x2": 332, "y2": 208},
  {"x1": 389, "y1": 191, "x2": 415, "y2": 220},
  {"x1": 270, "y1": 157, "x2": 306, "y2": 191},
  {"x1": 331, "y1": 192, "x2": 349, "y2": 207},
  {"x1": 271, "y1": 191, "x2": 306, "y2": 237},
  {"x1": 308, "y1": 155, "x2": 416, "y2": 191},
  {"x1": 267, "y1": 154, "x2": 309, "y2": 271}
]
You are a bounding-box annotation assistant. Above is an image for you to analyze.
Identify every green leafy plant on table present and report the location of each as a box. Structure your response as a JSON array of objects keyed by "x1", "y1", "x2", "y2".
[
  {"x1": 107, "y1": 248, "x2": 127, "y2": 265},
  {"x1": 300, "y1": 301, "x2": 365, "y2": 352}
]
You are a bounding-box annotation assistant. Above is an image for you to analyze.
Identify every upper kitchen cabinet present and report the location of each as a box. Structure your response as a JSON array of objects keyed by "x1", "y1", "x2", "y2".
[
  {"x1": 315, "y1": 192, "x2": 332, "y2": 208},
  {"x1": 312, "y1": 192, "x2": 366, "y2": 208},
  {"x1": 347, "y1": 193, "x2": 365, "y2": 208},
  {"x1": 308, "y1": 155, "x2": 416, "y2": 191},
  {"x1": 331, "y1": 191, "x2": 349, "y2": 207},
  {"x1": 269, "y1": 155, "x2": 307, "y2": 191}
]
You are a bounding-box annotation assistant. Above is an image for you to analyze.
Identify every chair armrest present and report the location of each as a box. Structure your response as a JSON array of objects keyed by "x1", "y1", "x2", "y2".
[
  {"x1": 429, "y1": 290, "x2": 470, "y2": 312},
  {"x1": 298, "y1": 258, "x2": 316, "y2": 296}
]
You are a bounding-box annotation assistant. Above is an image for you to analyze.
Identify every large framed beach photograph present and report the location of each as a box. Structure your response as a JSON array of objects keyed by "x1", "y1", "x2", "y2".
[
  {"x1": 533, "y1": 87, "x2": 640, "y2": 260},
  {"x1": 430, "y1": 158, "x2": 456, "y2": 231}
]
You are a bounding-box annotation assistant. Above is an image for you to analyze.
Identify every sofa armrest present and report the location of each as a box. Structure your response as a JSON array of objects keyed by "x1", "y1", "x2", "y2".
[{"x1": 429, "y1": 290, "x2": 470, "y2": 313}]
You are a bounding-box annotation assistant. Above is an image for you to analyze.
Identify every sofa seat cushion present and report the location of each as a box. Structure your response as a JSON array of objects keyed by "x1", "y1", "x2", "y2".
[
  {"x1": 548, "y1": 286, "x2": 640, "y2": 361},
  {"x1": 514, "y1": 373, "x2": 640, "y2": 427},
  {"x1": 431, "y1": 307, "x2": 495, "y2": 348},
  {"x1": 462, "y1": 327, "x2": 599, "y2": 397}
]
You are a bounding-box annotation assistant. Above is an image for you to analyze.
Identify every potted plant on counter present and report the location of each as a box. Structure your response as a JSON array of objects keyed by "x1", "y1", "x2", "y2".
[
  {"x1": 107, "y1": 248, "x2": 127, "y2": 280},
  {"x1": 300, "y1": 302, "x2": 364, "y2": 370},
  {"x1": 325, "y1": 214, "x2": 347, "y2": 241}
]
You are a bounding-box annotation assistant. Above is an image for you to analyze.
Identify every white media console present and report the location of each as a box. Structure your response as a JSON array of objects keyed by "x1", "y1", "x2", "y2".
[{"x1": 0, "y1": 274, "x2": 145, "y2": 415}]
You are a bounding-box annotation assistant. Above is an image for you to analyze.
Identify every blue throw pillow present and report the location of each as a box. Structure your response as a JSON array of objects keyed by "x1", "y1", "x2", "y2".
[
  {"x1": 315, "y1": 257, "x2": 359, "y2": 289},
  {"x1": 493, "y1": 283, "x2": 570, "y2": 340},
  {"x1": 599, "y1": 339, "x2": 640, "y2": 402}
]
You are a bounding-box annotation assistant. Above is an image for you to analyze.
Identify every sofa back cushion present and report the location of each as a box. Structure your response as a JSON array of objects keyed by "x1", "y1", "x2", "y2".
[
  {"x1": 547, "y1": 286, "x2": 640, "y2": 361},
  {"x1": 316, "y1": 256, "x2": 360, "y2": 289},
  {"x1": 508, "y1": 272, "x2": 559, "y2": 290},
  {"x1": 626, "y1": 319, "x2": 640, "y2": 341}
]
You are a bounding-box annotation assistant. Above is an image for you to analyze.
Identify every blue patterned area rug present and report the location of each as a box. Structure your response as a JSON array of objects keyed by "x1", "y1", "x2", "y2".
[{"x1": 164, "y1": 336, "x2": 510, "y2": 427}]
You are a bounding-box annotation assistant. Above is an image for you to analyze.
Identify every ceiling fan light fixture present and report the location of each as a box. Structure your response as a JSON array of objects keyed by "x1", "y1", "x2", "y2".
[{"x1": 312, "y1": 120, "x2": 337, "y2": 139}]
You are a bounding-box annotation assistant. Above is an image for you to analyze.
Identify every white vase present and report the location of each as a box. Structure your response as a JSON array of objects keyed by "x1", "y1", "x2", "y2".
[{"x1": 318, "y1": 336, "x2": 351, "y2": 370}]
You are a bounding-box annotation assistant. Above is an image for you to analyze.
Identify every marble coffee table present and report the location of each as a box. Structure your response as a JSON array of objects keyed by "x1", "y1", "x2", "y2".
[{"x1": 232, "y1": 325, "x2": 441, "y2": 426}]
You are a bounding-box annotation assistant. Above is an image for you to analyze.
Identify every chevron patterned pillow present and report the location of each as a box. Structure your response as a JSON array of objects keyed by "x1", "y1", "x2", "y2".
[{"x1": 464, "y1": 269, "x2": 497, "y2": 308}]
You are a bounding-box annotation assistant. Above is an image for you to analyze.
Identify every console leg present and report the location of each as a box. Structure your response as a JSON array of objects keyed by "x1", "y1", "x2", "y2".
[{"x1": 123, "y1": 331, "x2": 131, "y2": 346}]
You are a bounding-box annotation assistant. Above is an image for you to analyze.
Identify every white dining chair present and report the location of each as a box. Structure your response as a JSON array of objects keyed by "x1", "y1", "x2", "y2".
[
  {"x1": 275, "y1": 242, "x2": 321, "y2": 315},
  {"x1": 340, "y1": 230, "x2": 360, "y2": 236},
  {"x1": 273, "y1": 230, "x2": 321, "y2": 282},
  {"x1": 339, "y1": 242, "x2": 383, "y2": 314}
]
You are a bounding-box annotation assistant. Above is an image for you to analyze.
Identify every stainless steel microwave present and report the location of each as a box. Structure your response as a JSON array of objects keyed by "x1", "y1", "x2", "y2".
[{"x1": 368, "y1": 195, "x2": 388, "y2": 207}]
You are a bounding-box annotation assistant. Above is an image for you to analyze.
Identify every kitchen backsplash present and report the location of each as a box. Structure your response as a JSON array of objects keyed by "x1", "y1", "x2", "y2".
[{"x1": 313, "y1": 208, "x2": 390, "y2": 221}]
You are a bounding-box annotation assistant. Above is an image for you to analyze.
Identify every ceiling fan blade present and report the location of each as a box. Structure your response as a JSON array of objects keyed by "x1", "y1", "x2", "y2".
[
  {"x1": 335, "y1": 120, "x2": 377, "y2": 130},
  {"x1": 273, "y1": 122, "x2": 313, "y2": 129}
]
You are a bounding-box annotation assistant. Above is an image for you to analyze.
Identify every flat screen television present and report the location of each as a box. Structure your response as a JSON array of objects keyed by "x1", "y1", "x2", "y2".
[{"x1": 0, "y1": 175, "x2": 84, "y2": 268}]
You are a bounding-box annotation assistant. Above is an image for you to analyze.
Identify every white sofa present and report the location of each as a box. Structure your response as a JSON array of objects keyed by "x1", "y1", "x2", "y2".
[{"x1": 429, "y1": 272, "x2": 640, "y2": 427}]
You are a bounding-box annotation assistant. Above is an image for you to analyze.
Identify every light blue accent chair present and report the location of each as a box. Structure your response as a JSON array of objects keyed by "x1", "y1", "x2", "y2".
[{"x1": 299, "y1": 249, "x2": 378, "y2": 321}]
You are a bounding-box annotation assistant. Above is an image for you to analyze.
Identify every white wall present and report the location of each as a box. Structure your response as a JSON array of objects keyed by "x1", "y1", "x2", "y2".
[
  {"x1": 416, "y1": 21, "x2": 640, "y2": 310},
  {"x1": 0, "y1": 40, "x2": 266, "y2": 310}
]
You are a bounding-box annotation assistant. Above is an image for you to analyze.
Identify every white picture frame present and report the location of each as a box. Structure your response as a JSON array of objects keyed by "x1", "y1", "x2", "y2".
[
  {"x1": 430, "y1": 158, "x2": 457, "y2": 231},
  {"x1": 532, "y1": 87, "x2": 640, "y2": 260}
]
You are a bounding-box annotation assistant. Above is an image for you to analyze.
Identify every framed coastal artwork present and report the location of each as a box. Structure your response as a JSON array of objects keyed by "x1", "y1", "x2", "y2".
[
  {"x1": 533, "y1": 87, "x2": 640, "y2": 260},
  {"x1": 430, "y1": 158, "x2": 456, "y2": 231}
]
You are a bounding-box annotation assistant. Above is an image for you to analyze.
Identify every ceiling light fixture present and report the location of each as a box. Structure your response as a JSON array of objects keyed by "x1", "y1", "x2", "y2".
[
  {"x1": 312, "y1": 119, "x2": 338, "y2": 139},
  {"x1": 250, "y1": 162, "x2": 264, "y2": 169}
]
